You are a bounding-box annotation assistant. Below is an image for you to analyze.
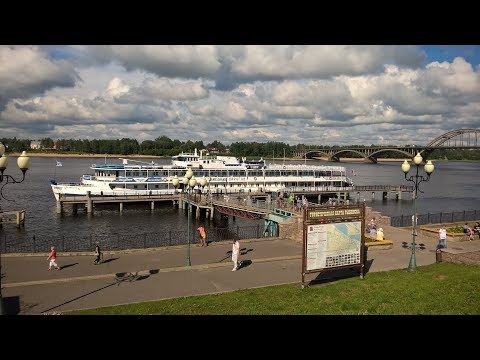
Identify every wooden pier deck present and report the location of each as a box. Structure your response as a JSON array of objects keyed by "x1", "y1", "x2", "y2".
[{"x1": 56, "y1": 194, "x2": 181, "y2": 214}]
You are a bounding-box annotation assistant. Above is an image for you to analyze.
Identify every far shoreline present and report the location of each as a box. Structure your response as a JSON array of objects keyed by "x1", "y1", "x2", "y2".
[
  {"x1": 6, "y1": 152, "x2": 477, "y2": 162},
  {"x1": 9, "y1": 152, "x2": 407, "y2": 162}
]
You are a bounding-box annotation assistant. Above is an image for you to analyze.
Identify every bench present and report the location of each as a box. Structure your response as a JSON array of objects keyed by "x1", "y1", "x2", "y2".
[{"x1": 364, "y1": 236, "x2": 393, "y2": 249}]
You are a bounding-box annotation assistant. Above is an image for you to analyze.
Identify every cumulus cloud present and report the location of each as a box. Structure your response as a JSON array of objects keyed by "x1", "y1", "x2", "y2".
[
  {"x1": 1, "y1": 45, "x2": 479, "y2": 145},
  {"x1": 231, "y1": 45, "x2": 425, "y2": 79},
  {"x1": 417, "y1": 57, "x2": 480, "y2": 101},
  {"x1": 85, "y1": 45, "x2": 221, "y2": 78},
  {"x1": 115, "y1": 78, "x2": 209, "y2": 105},
  {"x1": 0, "y1": 45, "x2": 79, "y2": 110}
]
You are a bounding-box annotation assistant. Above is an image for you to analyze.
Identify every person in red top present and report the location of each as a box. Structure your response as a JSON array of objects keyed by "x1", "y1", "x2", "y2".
[
  {"x1": 47, "y1": 246, "x2": 61, "y2": 270},
  {"x1": 197, "y1": 226, "x2": 207, "y2": 247}
]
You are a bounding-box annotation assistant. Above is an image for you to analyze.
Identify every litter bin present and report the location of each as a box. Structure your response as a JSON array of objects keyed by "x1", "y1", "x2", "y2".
[{"x1": 436, "y1": 248, "x2": 442, "y2": 263}]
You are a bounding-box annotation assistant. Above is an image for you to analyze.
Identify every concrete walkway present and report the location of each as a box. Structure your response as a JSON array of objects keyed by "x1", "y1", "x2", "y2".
[{"x1": 2, "y1": 224, "x2": 480, "y2": 314}]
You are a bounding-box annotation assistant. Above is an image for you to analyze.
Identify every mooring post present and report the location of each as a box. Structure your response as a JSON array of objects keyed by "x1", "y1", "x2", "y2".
[
  {"x1": 56, "y1": 200, "x2": 63, "y2": 214},
  {"x1": 86, "y1": 191, "x2": 93, "y2": 213}
]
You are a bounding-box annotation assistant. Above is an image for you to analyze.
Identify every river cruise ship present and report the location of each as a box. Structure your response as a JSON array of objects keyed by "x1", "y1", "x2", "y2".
[{"x1": 50, "y1": 150, "x2": 354, "y2": 200}]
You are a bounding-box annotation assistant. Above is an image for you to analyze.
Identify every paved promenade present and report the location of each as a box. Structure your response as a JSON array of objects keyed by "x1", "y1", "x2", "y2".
[{"x1": 2, "y1": 224, "x2": 480, "y2": 314}]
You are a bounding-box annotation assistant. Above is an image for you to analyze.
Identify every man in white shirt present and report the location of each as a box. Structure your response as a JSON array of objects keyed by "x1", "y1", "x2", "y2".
[{"x1": 438, "y1": 224, "x2": 447, "y2": 249}]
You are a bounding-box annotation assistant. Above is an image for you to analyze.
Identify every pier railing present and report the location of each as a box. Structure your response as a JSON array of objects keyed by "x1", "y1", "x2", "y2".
[
  {"x1": 390, "y1": 209, "x2": 480, "y2": 227},
  {"x1": 0, "y1": 223, "x2": 278, "y2": 254}
]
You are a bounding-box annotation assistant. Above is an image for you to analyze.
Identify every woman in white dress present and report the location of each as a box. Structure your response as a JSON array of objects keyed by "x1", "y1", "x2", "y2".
[{"x1": 232, "y1": 239, "x2": 240, "y2": 271}]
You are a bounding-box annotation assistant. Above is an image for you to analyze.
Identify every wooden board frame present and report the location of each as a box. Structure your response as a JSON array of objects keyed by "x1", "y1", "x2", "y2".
[{"x1": 301, "y1": 203, "x2": 366, "y2": 287}]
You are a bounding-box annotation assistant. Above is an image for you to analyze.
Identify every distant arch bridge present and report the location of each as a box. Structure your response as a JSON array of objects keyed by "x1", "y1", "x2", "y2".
[{"x1": 293, "y1": 128, "x2": 480, "y2": 163}]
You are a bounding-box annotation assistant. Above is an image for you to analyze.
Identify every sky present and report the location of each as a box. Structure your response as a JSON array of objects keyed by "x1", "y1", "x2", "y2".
[{"x1": 1, "y1": 45, "x2": 479, "y2": 146}]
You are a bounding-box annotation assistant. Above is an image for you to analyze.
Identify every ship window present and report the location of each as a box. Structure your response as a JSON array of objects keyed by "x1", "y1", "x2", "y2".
[{"x1": 134, "y1": 185, "x2": 138, "y2": 189}]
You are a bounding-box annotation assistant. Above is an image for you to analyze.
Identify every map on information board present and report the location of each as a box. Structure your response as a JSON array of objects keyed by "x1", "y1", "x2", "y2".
[{"x1": 306, "y1": 221, "x2": 361, "y2": 271}]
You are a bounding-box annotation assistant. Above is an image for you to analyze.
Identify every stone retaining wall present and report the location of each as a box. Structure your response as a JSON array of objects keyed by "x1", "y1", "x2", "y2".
[{"x1": 440, "y1": 251, "x2": 480, "y2": 266}]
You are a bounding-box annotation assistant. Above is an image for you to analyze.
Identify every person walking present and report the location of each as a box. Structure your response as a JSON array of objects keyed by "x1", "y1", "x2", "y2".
[
  {"x1": 47, "y1": 246, "x2": 61, "y2": 270},
  {"x1": 438, "y1": 224, "x2": 447, "y2": 249},
  {"x1": 93, "y1": 242, "x2": 102, "y2": 264},
  {"x1": 474, "y1": 222, "x2": 480, "y2": 238},
  {"x1": 197, "y1": 225, "x2": 207, "y2": 247},
  {"x1": 231, "y1": 238, "x2": 240, "y2": 271}
]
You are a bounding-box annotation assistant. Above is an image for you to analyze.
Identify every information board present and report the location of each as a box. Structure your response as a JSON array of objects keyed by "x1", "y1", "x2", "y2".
[
  {"x1": 306, "y1": 221, "x2": 362, "y2": 271},
  {"x1": 302, "y1": 204, "x2": 365, "y2": 285}
]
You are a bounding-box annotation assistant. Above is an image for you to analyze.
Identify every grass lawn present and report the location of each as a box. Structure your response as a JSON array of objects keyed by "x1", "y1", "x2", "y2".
[{"x1": 66, "y1": 262, "x2": 480, "y2": 315}]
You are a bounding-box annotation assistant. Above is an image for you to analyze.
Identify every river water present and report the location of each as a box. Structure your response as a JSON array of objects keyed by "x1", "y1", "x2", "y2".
[{"x1": 1, "y1": 156, "x2": 479, "y2": 250}]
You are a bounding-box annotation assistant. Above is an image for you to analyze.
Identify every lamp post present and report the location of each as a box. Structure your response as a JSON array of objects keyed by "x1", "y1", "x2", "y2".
[
  {"x1": 182, "y1": 168, "x2": 196, "y2": 266},
  {"x1": 0, "y1": 143, "x2": 31, "y2": 315},
  {"x1": 401, "y1": 152, "x2": 434, "y2": 272}
]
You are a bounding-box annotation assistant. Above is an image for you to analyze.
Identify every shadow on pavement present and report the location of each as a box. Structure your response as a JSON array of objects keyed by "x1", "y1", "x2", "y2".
[
  {"x1": 3, "y1": 295, "x2": 21, "y2": 315},
  {"x1": 237, "y1": 259, "x2": 252, "y2": 270},
  {"x1": 41, "y1": 282, "x2": 118, "y2": 314},
  {"x1": 59, "y1": 262, "x2": 78, "y2": 270},
  {"x1": 101, "y1": 257, "x2": 119, "y2": 264},
  {"x1": 402, "y1": 241, "x2": 426, "y2": 250},
  {"x1": 42, "y1": 268, "x2": 161, "y2": 314},
  {"x1": 364, "y1": 259, "x2": 374, "y2": 273},
  {"x1": 240, "y1": 248, "x2": 253, "y2": 255}
]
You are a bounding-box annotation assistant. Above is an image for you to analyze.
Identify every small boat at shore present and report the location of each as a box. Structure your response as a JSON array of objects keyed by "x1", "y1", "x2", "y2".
[{"x1": 50, "y1": 149, "x2": 354, "y2": 200}]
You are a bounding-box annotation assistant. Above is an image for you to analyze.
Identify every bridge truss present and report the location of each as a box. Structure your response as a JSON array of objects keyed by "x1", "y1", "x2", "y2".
[{"x1": 293, "y1": 128, "x2": 480, "y2": 163}]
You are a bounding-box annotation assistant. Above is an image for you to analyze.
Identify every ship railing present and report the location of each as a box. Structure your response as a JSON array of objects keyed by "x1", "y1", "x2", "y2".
[{"x1": 58, "y1": 191, "x2": 179, "y2": 200}]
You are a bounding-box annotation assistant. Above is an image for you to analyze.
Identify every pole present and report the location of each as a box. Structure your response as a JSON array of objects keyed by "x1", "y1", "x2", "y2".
[
  {"x1": 408, "y1": 164, "x2": 421, "y2": 272},
  {"x1": 186, "y1": 199, "x2": 191, "y2": 266},
  {"x1": 409, "y1": 189, "x2": 417, "y2": 271},
  {"x1": 0, "y1": 242, "x2": 4, "y2": 314}
]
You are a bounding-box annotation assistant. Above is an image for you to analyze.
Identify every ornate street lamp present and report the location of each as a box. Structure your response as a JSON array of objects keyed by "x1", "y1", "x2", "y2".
[
  {"x1": 199, "y1": 176, "x2": 208, "y2": 202},
  {"x1": 401, "y1": 152, "x2": 434, "y2": 272},
  {"x1": 0, "y1": 143, "x2": 31, "y2": 315},
  {"x1": 172, "y1": 175, "x2": 179, "y2": 193},
  {"x1": 183, "y1": 169, "x2": 196, "y2": 266}
]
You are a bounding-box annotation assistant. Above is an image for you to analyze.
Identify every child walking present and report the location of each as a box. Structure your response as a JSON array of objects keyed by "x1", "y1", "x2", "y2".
[
  {"x1": 47, "y1": 246, "x2": 61, "y2": 270},
  {"x1": 197, "y1": 225, "x2": 207, "y2": 247}
]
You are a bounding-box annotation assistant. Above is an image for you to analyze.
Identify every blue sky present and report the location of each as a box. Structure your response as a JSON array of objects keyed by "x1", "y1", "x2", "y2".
[
  {"x1": 1, "y1": 45, "x2": 479, "y2": 146},
  {"x1": 421, "y1": 45, "x2": 480, "y2": 65}
]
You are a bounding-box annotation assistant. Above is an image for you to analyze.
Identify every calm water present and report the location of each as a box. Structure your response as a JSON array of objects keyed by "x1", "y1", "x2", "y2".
[{"x1": 1, "y1": 156, "x2": 479, "y2": 245}]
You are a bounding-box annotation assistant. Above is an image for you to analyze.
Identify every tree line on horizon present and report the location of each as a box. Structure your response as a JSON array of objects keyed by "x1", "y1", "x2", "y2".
[{"x1": 1, "y1": 136, "x2": 479, "y2": 160}]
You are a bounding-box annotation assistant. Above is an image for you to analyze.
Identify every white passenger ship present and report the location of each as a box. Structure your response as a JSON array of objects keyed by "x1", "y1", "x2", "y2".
[{"x1": 50, "y1": 149, "x2": 354, "y2": 200}]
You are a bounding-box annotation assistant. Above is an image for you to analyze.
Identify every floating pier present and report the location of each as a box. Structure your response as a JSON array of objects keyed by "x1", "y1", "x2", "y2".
[{"x1": 0, "y1": 210, "x2": 26, "y2": 227}]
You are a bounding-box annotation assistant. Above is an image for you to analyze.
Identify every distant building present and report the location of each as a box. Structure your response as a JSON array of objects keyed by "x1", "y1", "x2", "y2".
[
  {"x1": 207, "y1": 147, "x2": 219, "y2": 154},
  {"x1": 30, "y1": 140, "x2": 41, "y2": 150}
]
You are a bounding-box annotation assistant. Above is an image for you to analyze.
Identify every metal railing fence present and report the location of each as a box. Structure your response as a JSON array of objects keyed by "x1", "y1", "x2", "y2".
[
  {"x1": 0, "y1": 224, "x2": 278, "y2": 254},
  {"x1": 390, "y1": 209, "x2": 479, "y2": 227}
]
